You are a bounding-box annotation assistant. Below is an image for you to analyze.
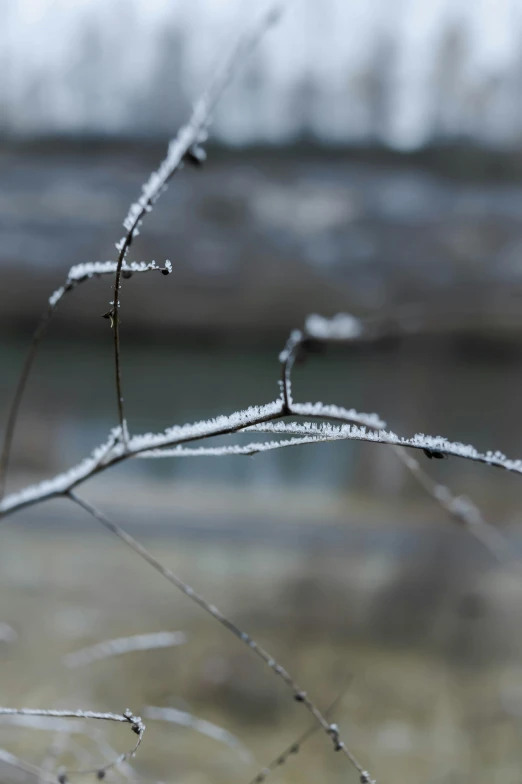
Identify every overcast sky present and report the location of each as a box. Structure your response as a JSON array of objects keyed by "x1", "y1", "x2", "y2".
[{"x1": 2, "y1": 0, "x2": 522, "y2": 148}]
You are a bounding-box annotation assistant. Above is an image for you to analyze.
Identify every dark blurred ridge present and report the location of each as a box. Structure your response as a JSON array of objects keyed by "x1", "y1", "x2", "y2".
[{"x1": 2, "y1": 140, "x2": 522, "y2": 339}]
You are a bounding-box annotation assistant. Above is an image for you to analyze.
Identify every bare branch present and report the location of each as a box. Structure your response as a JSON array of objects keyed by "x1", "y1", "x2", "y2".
[
  {"x1": 281, "y1": 318, "x2": 515, "y2": 566},
  {"x1": 0, "y1": 303, "x2": 55, "y2": 502},
  {"x1": 1, "y1": 1, "x2": 283, "y2": 491},
  {"x1": 108, "y1": 1, "x2": 284, "y2": 445},
  {"x1": 0, "y1": 310, "x2": 516, "y2": 576},
  {"x1": 247, "y1": 681, "x2": 351, "y2": 784},
  {"x1": 391, "y1": 446, "x2": 514, "y2": 564},
  {"x1": 0, "y1": 403, "x2": 285, "y2": 515},
  {"x1": 68, "y1": 491, "x2": 375, "y2": 782},
  {"x1": 137, "y1": 435, "x2": 354, "y2": 459},
  {"x1": 2, "y1": 394, "x2": 522, "y2": 543},
  {"x1": 246, "y1": 420, "x2": 522, "y2": 473},
  {"x1": 0, "y1": 260, "x2": 171, "y2": 501}
]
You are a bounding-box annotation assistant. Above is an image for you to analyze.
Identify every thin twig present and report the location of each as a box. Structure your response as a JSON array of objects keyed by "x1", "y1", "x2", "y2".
[
  {"x1": 108, "y1": 1, "x2": 283, "y2": 445},
  {"x1": 0, "y1": 261, "x2": 171, "y2": 501},
  {"x1": 247, "y1": 679, "x2": 352, "y2": 784},
  {"x1": 0, "y1": 303, "x2": 54, "y2": 501},
  {"x1": 68, "y1": 490, "x2": 375, "y2": 783},
  {"x1": 391, "y1": 445, "x2": 514, "y2": 564},
  {"x1": 281, "y1": 319, "x2": 516, "y2": 567},
  {"x1": 0, "y1": 401, "x2": 285, "y2": 515}
]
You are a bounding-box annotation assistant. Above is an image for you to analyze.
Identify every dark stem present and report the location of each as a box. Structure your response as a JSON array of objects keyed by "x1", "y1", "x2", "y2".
[
  {"x1": 247, "y1": 679, "x2": 352, "y2": 784},
  {"x1": 0, "y1": 303, "x2": 56, "y2": 500},
  {"x1": 1, "y1": 265, "x2": 170, "y2": 500},
  {"x1": 112, "y1": 298, "x2": 126, "y2": 445},
  {"x1": 68, "y1": 491, "x2": 373, "y2": 781}
]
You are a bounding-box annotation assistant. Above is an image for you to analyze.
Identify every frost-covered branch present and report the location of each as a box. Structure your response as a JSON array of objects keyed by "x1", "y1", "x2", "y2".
[
  {"x1": 242, "y1": 420, "x2": 522, "y2": 473},
  {"x1": 108, "y1": 1, "x2": 283, "y2": 444},
  {"x1": 0, "y1": 311, "x2": 515, "y2": 602},
  {"x1": 0, "y1": 402, "x2": 287, "y2": 514},
  {"x1": 138, "y1": 435, "x2": 340, "y2": 459},
  {"x1": 2, "y1": 396, "x2": 522, "y2": 527},
  {"x1": 48, "y1": 259, "x2": 172, "y2": 310},
  {"x1": 0, "y1": 3, "x2": 284, "y2": 493},
  {"x1": 280, "y1": 318, "x2": 515, "y2": 564},
  {"x1": 0, "y1": 260, "x2": 172, "y2": 502}
]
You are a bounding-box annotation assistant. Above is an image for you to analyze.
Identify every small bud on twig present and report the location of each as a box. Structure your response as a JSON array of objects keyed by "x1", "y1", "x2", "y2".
[{"x1": 423, "y1": 448, "x2": 447, "y2": 460}]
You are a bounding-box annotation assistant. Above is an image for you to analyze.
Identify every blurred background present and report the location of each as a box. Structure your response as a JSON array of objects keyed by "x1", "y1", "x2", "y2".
[{"x1": 3, "y1": 1, "x2": 522, "y2": 782}]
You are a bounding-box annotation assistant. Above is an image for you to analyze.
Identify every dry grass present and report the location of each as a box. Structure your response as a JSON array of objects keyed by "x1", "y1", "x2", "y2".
[{"x1": 1, "y1": 524, "x2": 522, "y2": 783}]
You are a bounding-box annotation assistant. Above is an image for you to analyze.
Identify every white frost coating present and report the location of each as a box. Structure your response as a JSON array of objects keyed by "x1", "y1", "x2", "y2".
[
  {"x1": 279, "y1": 329, "x2": 303, "y2": 363},
  {"x1": 0, "y1": 714, "x2": 97, "y2": 734},
  {"x1": 117, "y1": 112, "x2": 209, "y2": 252},
  {"x1": 116, "y1": 3, "x2": 281, "y2": 254},
  {"x1": 67, "y1": 260, "x2": 169, "y2": 280},
  {"x1": 291, "y1": 402, "x2": 386, "y2": 430},
  {"x1": 48, "y1": 287, "x2": 65, "y2": 307},
  {"x1": 0, "y1": 708, "x2": 137, "y2": 724},
  {"x1": 128, "y1": 400, "x2": 284, "y2": 453},
  {"x1": 245, "y1": 421, "x2": 522, "y2": 473},
  {"x1": 47, "y1": 261, "x2": 171, "y2": 306},
  {"x1": 144, "y1": 706, "x2": 252, "y2": 763},
  {"x1": 4, "y1": 407, "x2": 522, "y2": 518},
  {"x1": 138, "y1": 435, "x2": 331, "y2": 459},
  {"x1": 305, "y1": 313, "x2": 362, "y2": 341},
  {"x1": 246, "y1": 421, "x2": 381, "y2": 441},
  {"x1": 47, "y1": 260, "x2": 171, "y2": 306},
  {"x1": 64, "y1": 631, "x2": 186, "y2": 669},
  {"x1": 0, "y1": 428, "x2": 124, "y2": 513}
]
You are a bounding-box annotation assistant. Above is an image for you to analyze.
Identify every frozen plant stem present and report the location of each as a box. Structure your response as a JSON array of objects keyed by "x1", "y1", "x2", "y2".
[
  {"x1": 279, "y1": 319, "x2": 516, "y2": 567},
  {"x1": 108, "y1": 2, "x2": 283, "y2": 445},
  {"x1": 247, "y1": 680, "x2": 353, "y2": 784},
  {"x1": 0, "y1": 303, "x2": 54, "y2": 501},
  {"x1": 0, "y1": 387, "x2": 519, "y2": 572},
  {"x1": 0, "y1": 261, "x2": 171, "y2": 501}
]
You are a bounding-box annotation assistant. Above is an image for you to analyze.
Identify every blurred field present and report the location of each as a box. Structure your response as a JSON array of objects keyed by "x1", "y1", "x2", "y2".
[{"x1": 2, "y1": 513, "x2": 522, "y2": 783}]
